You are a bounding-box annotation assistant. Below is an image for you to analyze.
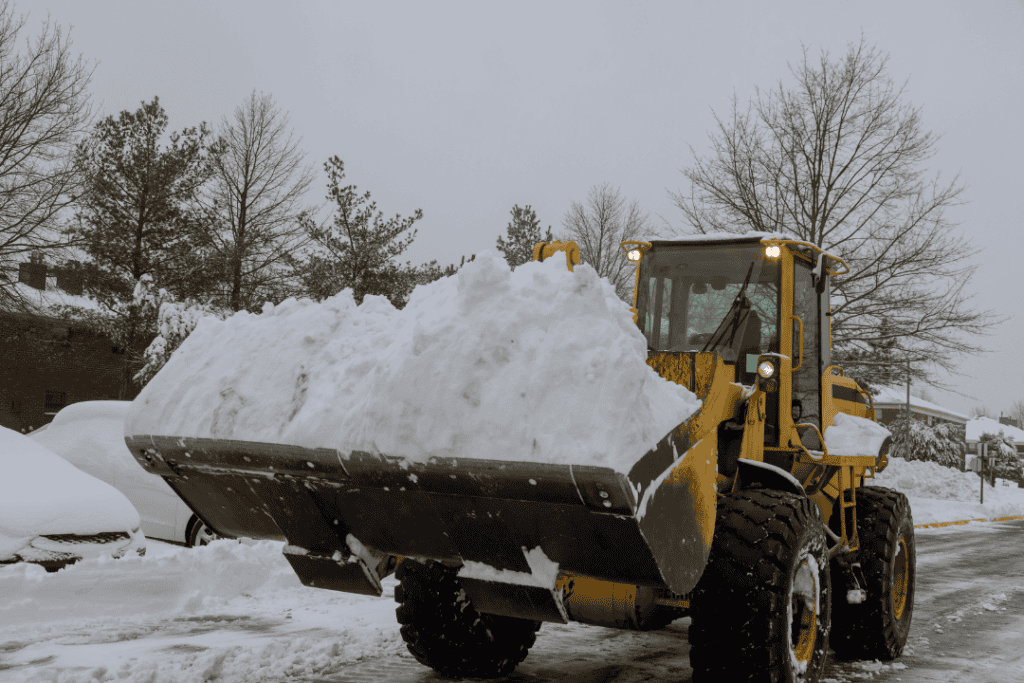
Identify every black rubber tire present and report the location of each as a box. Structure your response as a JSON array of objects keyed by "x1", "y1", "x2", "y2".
[
  {"x1": 186, "y1": 516, "x2": 221, "y2": 547},
  {"x1": 829, "y1": 486, "x2": 915, "y2": 661},
  {"x1": 689, "y1": 489, "x2": 832, "y2": 683},
  {"x1": 636, "y1": 605, "x2": 683, "y2": 631},
  {"x1": 394, "y1": 559, "x2": 541, "y2": 678}
]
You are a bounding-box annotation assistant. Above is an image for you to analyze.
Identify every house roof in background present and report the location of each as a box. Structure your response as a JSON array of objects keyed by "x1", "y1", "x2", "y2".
[
  {"x1": 966, "y1": 416, "x2": 1024, "y2": 442},
  {"x1": 872, "y1": 385, "x2": 970, "y2": 422}
]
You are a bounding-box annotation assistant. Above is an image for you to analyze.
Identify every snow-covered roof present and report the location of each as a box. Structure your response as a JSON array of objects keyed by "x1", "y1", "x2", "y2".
[
  {"x1": 870, "y1": 385, "x2": 969, "y2": 422},
  {"x1": 2, "y1": 280, "x2": 102, "y2": 316},
  {"x1": 966, "y1": 416, "x2": 1024, "y2": 442},
  {"x1": 632, "y1": 231, "x2": 800, "y2": 244}
]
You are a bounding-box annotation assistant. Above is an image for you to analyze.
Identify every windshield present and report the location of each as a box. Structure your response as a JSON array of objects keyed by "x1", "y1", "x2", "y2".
[{"x1": 637, "y1": 244, "x2": 780, "y2": 364}]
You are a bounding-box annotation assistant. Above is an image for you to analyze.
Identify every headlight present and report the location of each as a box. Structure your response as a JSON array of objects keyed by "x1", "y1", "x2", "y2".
[
  {"x1": 627, "y1": 249, "x2": 641, "y2": 261},
  {"x1": 765, "y1": 245, "x2": 781, "y2": 258},
  {"x1": 757, "y1": 361, "x2": 776, "y2": 378}
]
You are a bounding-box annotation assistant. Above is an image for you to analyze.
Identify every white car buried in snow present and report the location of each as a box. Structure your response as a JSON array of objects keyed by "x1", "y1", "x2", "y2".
[
  {"x1": 0, "y1": 426, "x2": 145, "y2": 572},
  {"x1": 29, "y1": 401, "x2": 225, "y2": 547}
]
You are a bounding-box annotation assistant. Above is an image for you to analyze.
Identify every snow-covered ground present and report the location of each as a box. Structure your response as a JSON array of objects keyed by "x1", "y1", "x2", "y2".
[
  {"x1": 1, "y1": 456, "x2": 1020, "y2": 682},
  {"x1": 871, "y1": 456, "x2": 1024, "y2": 526},
  {"x1": 0, "y1": 539, "x2": 405, "y2": 682}
]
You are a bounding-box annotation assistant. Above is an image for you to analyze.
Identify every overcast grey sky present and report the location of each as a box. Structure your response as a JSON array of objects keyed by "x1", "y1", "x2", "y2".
[{"x1": 26, "y1": 0, "x2": 1024, "y2": 418}]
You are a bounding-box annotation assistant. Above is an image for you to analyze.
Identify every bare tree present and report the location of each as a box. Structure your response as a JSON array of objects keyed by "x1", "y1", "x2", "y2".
[
  {"x1": 970, "y1": 405, "x2": 993, "y2": 419},
  {"x1": 562, "y1": 183, "x2": 651, "y2": 302},
  {"x1": 1006, "y1": 399, "x2": 1024, "y2": 429},
  {"x1": 670, "y1": 36, "x2": 1001, "y2": 387},
  {"x1": 0, "y1": 0, "x2": 93, "y2": 310},
  {"x1": 202, "y1": 91, "x2": 315, "y2": 311}
]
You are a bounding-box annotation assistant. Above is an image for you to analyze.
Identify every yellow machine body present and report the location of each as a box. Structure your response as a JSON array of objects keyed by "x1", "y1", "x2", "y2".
[{"x1": 518, "y1": 234, "x2": 890, "y2": 629}]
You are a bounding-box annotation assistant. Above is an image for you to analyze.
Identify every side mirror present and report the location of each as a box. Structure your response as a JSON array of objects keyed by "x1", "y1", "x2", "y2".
[{"x1": 791, "y1": 399, "x2": 803, "y2": 422}]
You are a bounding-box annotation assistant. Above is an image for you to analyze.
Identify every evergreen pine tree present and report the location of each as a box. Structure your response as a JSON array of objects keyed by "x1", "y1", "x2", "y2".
[
  {"x1": 288, "y1": 156, "x2": 455, "y2": 309},
  {"x1": 495, "y1": 205, "x2": 553, "y2": 270},
  {"x1": 67, "y1": 97, "x2": 222, "y2": 397}
]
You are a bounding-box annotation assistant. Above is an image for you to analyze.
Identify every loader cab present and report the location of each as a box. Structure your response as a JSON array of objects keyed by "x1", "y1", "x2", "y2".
[
  {"x1": 635, "y1": 242, "x2": 780, "y2": 375},
  {"x1": 632, "y1": 236, "x2": 845, "y2": 453}
]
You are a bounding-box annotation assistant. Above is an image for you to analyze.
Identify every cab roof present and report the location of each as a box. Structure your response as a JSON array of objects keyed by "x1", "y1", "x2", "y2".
[
  {"x1": 639, "y1": 230, "x2": 796, "y2": 244},
  {"x1": 629, "y1": 231, "x2": 849, "y2": 276}
]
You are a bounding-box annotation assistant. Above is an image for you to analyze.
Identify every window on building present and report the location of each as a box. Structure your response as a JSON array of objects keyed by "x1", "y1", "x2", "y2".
[{"x1": 44, "y1": 390, "x2": 66, "y2": 415}]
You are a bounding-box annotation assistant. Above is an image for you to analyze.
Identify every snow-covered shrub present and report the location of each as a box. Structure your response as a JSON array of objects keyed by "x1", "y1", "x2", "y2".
[
  {"x1": 133, "y1": 275, "x2": 227, "y2": 386},
  {"x1": 888, "y1": 416, "x2": 964, "y2": 469},
  {"x1": 977, "y1": 431, "x2": 1023, "y2": 485}
]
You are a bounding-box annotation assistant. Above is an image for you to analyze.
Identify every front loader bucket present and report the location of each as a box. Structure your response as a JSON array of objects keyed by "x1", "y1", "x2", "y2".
[
  {"x1": 125, "y1": 429, "x2": 711, "y2": 597},
  {"x1": 125, "y1": 354, "x2": 736, "y2": 613}
]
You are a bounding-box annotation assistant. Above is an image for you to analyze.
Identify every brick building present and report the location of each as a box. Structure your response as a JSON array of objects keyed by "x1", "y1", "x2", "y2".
[{"x1": 0, "y1": 259, "x2": 142, "y2": 432}]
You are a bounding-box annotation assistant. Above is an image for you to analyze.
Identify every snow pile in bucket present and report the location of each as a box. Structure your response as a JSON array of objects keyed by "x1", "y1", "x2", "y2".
[{"x1": 125, "y1": 252, "x2": 701, "y2": 473}]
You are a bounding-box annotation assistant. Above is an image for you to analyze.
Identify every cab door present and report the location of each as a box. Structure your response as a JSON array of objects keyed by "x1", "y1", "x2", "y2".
[{"x1": 791, "y1": 256, "x2": 824, "y2": 449}]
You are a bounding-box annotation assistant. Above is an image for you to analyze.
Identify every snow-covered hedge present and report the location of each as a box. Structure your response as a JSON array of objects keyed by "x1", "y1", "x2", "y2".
[
  {"x1": 976, "y1": 431, "x2": 1023, "y2": 484},
  {"x1": 888, "y1": 416, "x2": 964, "y2": 469}
]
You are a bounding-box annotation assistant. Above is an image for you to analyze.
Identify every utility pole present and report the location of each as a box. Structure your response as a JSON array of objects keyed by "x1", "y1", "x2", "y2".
[
  {"x1": 906, "y1": 357, "x2": 911, "y2": 425},
  {"x1": 980, "y1": 442, "x2": 987, "y2": 504}
]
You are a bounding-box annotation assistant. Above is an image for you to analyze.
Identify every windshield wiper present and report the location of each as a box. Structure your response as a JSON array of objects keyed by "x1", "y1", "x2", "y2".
[{"x1": 700, "y1": 262, "x2": 755, "y2": 354}]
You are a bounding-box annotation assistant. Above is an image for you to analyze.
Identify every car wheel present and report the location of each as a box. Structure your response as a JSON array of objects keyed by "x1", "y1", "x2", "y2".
[{"x1": 187, "y1": 516, "x2": 221, "y2": 547}]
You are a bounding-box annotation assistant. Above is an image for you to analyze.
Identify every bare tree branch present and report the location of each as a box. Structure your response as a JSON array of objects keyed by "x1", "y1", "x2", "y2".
[
  {"x1": 562, "y1": 183, "x2": 652, "y2": 303},
  {"x1": 668, "y1": 36, "x2": 1002, "y2": 387},
  {"x1": 0, "y1": 0, "x2": 93, "y2": 311},
  {"x1": 200, "y1": 91, "x2": 315, "y2": 311}
]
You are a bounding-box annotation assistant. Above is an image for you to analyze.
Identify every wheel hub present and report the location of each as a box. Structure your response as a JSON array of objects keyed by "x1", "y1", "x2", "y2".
[
  {"x1": 791, "y1": 556, "x2": 820, "y2": 669},
  {"x1": 892, "y1": 534, "x2": 909, "y2": 620}
]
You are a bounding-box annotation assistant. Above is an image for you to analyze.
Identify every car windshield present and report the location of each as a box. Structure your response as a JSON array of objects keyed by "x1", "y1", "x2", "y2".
[{"x1": 637, "y1": 243, "x2": 780, "y2": 363}]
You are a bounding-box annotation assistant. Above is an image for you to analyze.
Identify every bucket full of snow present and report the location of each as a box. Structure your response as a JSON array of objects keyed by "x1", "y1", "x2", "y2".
[{"x1": 124, "y1": 253, "x2": 715, "y2": 606}]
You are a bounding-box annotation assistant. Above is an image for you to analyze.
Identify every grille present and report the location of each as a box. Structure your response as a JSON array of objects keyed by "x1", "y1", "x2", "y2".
[{"x1": 40, "y1": 531, "x2": 130, "y2": 544}]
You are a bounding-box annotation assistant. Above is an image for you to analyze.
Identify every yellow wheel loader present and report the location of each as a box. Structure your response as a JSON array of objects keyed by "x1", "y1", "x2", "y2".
[{"x1": 124, "y1": 233, "x2": 915, "y2": 682}]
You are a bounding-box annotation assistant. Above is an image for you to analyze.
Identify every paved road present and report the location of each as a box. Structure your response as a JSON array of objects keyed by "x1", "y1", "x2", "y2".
[{"x1": 321, "y1": 519, "x2": 1024, "y2": 683}]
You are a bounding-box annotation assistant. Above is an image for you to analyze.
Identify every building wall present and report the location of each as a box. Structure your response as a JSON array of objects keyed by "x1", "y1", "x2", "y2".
[{"x1": 0, "y1": 311, "x2": 139, "y2": 432}]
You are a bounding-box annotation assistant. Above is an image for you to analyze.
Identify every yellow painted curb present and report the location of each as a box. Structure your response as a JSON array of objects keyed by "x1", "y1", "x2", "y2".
[{"x1": 915, "y1": 515, "x2": 1024, "y2": 529}]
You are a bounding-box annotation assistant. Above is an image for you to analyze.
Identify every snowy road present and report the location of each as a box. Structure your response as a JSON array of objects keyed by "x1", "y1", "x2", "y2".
[
  {"x1": 2, "y1": 519, "x2": 1021, "y2": 682},
  {"x1": 850, "y1": 519, "x2": 1024, "y2": 683},
  {"x1": 324, "y1": 520, "x2": 1024, "y2": 683}
]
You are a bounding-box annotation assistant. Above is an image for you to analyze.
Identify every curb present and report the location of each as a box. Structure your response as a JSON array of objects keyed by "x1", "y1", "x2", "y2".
[{"x1": 914, "y1": 515, "x2": 1024, "y2": 529}]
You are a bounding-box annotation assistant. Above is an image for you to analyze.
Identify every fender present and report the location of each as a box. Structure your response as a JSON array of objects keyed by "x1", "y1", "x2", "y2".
[{"x1": 735, "y1": 458, "x2": 806, "y2": 497}]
